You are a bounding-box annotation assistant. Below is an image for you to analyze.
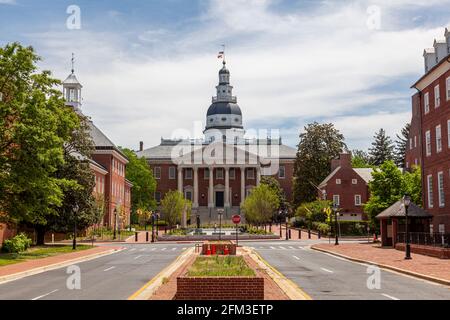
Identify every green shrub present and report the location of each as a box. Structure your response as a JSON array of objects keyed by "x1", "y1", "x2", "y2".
[
  {"x1": 312, "y1": 222, "x2": 331, "y2": 234},
  {"x1": 2, "y1": 233, "x2": 32, "y2": 253}
]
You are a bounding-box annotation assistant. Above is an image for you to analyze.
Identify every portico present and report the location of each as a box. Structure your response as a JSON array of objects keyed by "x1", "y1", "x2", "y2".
[{"x1": 177, "y1": 166, "x2": 262, "y2": 209}]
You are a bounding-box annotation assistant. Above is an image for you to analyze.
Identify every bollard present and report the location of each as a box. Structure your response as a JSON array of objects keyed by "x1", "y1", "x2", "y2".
[
  {"x1": 318, "y1": 230, "x2": 321, "y2": 239},
  {"x1": 269, "y1": 223, "x2": 272, "y2": 233},
  {"x1": 135, "y1": 232, "x2": 138, "y2": 242},
  {"x1": 279, "y1": 226, "x2": 282, "y2": 238},
  {"x1": 299, "y1": 229, "x2": 301, "y2": 239},
  {"x1": 146, "y1": 232, "x2": 149, "y2": 242},
  {"x1": 289, "y1": 229, "x2": 291, "y2": 239},
  {"x1": 308, "y1": 229, "x2": 311, "y2": 239}
]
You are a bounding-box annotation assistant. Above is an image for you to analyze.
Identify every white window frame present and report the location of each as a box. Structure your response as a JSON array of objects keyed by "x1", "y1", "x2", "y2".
[
  {"x1": 333, "y1": 195, "x2": 340, "y2": 206},
  {"x1": 154, "y1": 167, "x2": 161, "y2": 180},
  {"x1": 278, "y1": 166, "x2": 286, "y2": 179},
  {"x1": 448, "y1": 120, "x2": 450, "y2": 148},
  {"x1": 438, "y1": 171, "x2": 445, "y2": 208},
  {"x1": 352, "y1": 179, "x2": 357, "y2": 185},
  {"x1": 229, "y1": 168, "x2": 236, "y2": 180},
  {"x1": 409, "y1": 138, "x2": 413, "y2": 150},
  {"x1": 169, "y1": 167, "x2": 176, "y2": 180},
  {"x1": 355, "y1": 195, "x2": 362, "y2": 206},
  {"x1": 446, "y1": 77, "x2": 450, "y2": 101},
  {"x1": 436, "y1": 125, "x2": 442, "y2": 153},
  {"x1": 435, "y1": 84, "x2": 440, "y2": 108},
  {"x1": 427, "y1": 174, "x2": 434, "y2": 209},
  {"x1": 336, "y1": 179, "x2": 341, "y2": 185},
  {"x1": 424, "y1": 92, "x2": 430, "y2": 114},
  {"x1": 414, "y1": 135, "x2": 417, "y2": 148},
  {"x1": 216, "y1": 168, "x2": 224, "y2": 180},
  {"x1": 185, "y1": 168, "x2": 193, "y2": 180},
  {"x1": 425, "y1": 130, "x2": 431, "y2": 156}
]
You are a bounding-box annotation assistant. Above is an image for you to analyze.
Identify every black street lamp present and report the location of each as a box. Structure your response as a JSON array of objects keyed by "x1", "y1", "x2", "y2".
[
  {"x1": 332, "y1": 202, "x2": 339, "y2": 245},
  {"x1": 113, "y1": 207, "x2": 118, "y2": 240},
  {"x1": 403, "y1": 195, "x2": 412, "y2": 260},
  {"x1": 73, "y1": 204, "x2": 79, "y2": 250},
  {"x1": 156, "y1": 211, "x2": 160, "y2": 236}
]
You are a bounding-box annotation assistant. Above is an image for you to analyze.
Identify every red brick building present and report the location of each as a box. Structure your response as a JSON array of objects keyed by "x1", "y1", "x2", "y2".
[
  {"x1": 407, "y1": 28, "x2": 450, "y2": 234},
  {"x1": 63, "y1": 69, "x2": 132, "y2": 229},
  {"x1": 136, "y1": 61, "x2": 296, "y2": 223},
  {"x1": 318, "y1": 153, "x2": 373, "y2": 221}
]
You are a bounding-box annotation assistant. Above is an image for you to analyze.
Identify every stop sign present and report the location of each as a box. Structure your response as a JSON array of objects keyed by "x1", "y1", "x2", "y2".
[{"x1": 232, "y1": 215, "x2": 241, "y2": 224}]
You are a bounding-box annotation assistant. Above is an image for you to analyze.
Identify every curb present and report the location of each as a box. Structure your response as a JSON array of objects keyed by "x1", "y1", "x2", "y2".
[
  {"x1": 311, "y1": 246, "x2": 450, "y2": 287},
  {"x1": 246, "y1": 247, "x2": 312, "y2": 300},
  {"x1": 0, "y1": 247, "x2": 123, "y2": 285},
  {"x1": 128, "y1": 247, "x2": 195, "y2": 300}
]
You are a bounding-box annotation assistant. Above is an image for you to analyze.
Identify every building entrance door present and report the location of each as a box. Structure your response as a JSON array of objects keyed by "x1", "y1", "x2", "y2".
[{"x1": 215, "y1": 192, "x2": 224, "y2": 208}]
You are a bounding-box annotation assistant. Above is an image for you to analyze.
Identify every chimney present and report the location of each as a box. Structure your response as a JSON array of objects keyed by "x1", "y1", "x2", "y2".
[
  {"x1": 139, "y1": 141, "x2": 144, "y2": 152},
  {"x1": 433, "y1": 39, "x2": 447, "y2": 63},
  {"x1": 423, "y1": 48, "x2": 436, "y2": 73},
  {"x1": 331, "y1": 152, "x2": 352, "y2": 171}
]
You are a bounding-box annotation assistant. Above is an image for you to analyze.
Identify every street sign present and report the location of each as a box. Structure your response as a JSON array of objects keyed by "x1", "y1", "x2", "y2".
[{"x1": 232, "y1": 215, "x2": 241, "y2": 224}]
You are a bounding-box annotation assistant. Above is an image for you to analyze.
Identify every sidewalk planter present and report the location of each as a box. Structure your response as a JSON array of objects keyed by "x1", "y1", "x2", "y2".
[
  {"x1": 175, "y1": 276, "x2": 264, "y2": 300},
  {"x1": 201, "y1": 241, "x2": 236, "y2": 255},
  {"x1": 395, "y1": 243, "x2": 450, "y2": 259}
]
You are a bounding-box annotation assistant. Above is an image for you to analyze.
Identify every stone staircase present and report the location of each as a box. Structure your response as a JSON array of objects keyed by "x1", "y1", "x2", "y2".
[{"x1": 193, "y1": 207, "x2": 243, "y2": 225}]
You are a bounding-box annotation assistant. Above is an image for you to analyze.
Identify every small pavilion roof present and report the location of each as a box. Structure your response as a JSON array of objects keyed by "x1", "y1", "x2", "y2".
[{"x1": 376, "y1": 200, "x2": 433, "y2": 219}]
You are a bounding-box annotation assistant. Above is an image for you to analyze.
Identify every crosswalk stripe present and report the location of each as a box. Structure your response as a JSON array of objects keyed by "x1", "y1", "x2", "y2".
[
  {"x1": 270, "y1": 246, "x2": 276, "y2": 250},
  {"x1": 292, "y1": 255, "x2": 300, "y2": 260},
  {"x1": 130, "y1": 248, "x2": 136, "y2": 251},
  {"x1": 161, "y1": 248, "x2": 167, "y2": 251},
  {"x1": 151, "y1": 248, "x2": 156, "y2": 251},
  {"x1": 321, "y1": 268, "x2": 334, "y2": 273},
  {"x1": 288, "y1": 246, "x2": 296, "y2": 250},
  {"x1": 172, "y1": 248, "x2": 177, "y2": 251},
  {"x1": 279, "y1": 246, "x2": 287, "y2": 250}
]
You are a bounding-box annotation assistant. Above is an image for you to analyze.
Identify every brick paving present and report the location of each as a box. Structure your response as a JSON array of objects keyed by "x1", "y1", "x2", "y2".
[
  {"x1": 269, "y1": 224, "x2": 319, "y2": 240},
  {"x1": 0, "y1": 246, "x2": 119, "y2": 278},
  {"x1": 313, "y1": 243, "x2": 450, "y2": 282}
]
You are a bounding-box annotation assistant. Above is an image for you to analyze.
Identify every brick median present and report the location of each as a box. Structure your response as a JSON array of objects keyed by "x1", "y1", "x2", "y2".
[
  {"x1": 313, "y1": 243, "x2": 450, "y2": 282},
  {"x1": 0, "y1": 246, "x2": 120, "y2": 277}
]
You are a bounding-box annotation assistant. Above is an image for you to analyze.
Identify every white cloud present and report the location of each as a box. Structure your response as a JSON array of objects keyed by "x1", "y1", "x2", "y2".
[
  {"x1": 24, "y1": 0, "x2": 450, "y2": 151},
  {"x1": 0, "y1": 0, "x2": 16, "y2": 4}
]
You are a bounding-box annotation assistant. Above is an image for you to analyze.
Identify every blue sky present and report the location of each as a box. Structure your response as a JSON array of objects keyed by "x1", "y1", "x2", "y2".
[{"x1": 1, "y1": 0, "x2": 450, "y2": 151}]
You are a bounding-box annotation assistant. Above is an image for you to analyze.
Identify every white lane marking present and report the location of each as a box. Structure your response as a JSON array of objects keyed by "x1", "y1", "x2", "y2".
[
  {"x1": 298, "y1": 246, "x2": 306, "y2": 250},
  {"x1": 161, "y1": 248, "x2": 167, "y2": 251},
  {"x1": 292, "y1": 255, "x2": 301, "y2": 260},
  {"x1": 270, "y1": 246, "x2": 277, "y2": 250},
  {"x1": 320, "y1": 268, "x2": 334, "y2": 273},
  {"x1": 171, "y1": 248, "x2": 177, "y2": 251},
  {"x1": 130, "y1": 248, "x2": 136, "y2": 252},
  {"x1": 134, "y1": 255, "x2": 143, "y2": 260},
  {"x1": 182, "y1": 248, "x2": 187, "y2": 250},
  {"x1": 288, "y1": 246, "x2": 296, "y2": 250},
  {"x1": 151, "y1": 248, "x2": 156, "y2": 251},
  {"x1": 382, "y1": 293, "x2": 400, "y2": 300},
  {"x1": 279, "y1": 246, "x2": 287, "y2": 250},
  {"x1": 139, "y1": 248, "x2": 146, "y2": 251},
  {"x1": 103, "y1": 266, "x2": 116, "y2": 272},
  {"x1": 31, "y1": 289, "x2": 59, "y2": 301}
]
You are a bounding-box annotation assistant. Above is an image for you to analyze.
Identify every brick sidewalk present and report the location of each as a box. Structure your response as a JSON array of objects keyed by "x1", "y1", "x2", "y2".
[
  {"x1": 269, "y1": 224, "x2": 319, "y2": 240},
  {"x1": 313, "y1": 243, "x2": 450, "y2": 283},
  {"x1": 0, "y1": 246, "x2": 120, "y2": 278}
]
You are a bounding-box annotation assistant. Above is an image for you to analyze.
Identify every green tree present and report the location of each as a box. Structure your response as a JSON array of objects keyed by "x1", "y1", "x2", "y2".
[
  {"x1": 368, "y1": 129, "x2": 395, "y2": 166},
  {"x1": 121, "y1": 148, "x2": 157, "y2": 218},
  {"x1": 394, "y1": 123, "x2": 411, "y2": 168},
  {"x1": 160, "y1": 191, "x2": 187, "y2": 228},
  {"x1": 45, "y1": 114, "x2": 97, "y2": 243},
  {"x1": 293, "y1": 122, "x2": 347, "y2": 207},
  {"x1": 261, "y1": 176, "x2": 286, "y2": 210},
  {"x1": 241, "y1": 184, "x2": 280, "y2": 225},
  {"x1": 364, "y1": 161, "x2": 421, "y2": 229},
  {"x1": 0, "y1": 43, "x2": 80, "y2": 241},
  {"x1": 352, "y1": 149, "x2": 373, "y2": 168}
]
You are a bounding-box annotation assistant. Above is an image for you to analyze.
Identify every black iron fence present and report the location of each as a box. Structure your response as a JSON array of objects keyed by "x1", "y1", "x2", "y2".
[{"x1": 396, "y1": 232, "x2": 450, "y2": 248}]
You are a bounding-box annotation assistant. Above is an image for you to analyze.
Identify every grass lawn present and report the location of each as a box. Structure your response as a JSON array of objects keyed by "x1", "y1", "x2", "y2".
[
  {"x1": 0, "y1": 245, "x2": 92, "y2": 267},
  {"x1": 187, "y1": 256, "x2": 255, "y2": 277}
]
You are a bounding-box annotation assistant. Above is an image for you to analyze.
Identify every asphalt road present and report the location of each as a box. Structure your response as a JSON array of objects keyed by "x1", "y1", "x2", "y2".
[
  {"x1": 245, "y1": 240, "x2": 450, "y2": 300},
  {"x1": 0, "y1": 243, "x2": 190, "y2": 300}
]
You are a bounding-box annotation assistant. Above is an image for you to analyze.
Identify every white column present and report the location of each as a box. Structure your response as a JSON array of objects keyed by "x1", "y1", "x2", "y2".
[
  {"x1": 208, "y1": 167, "x2": 214, "y2": 208},
  {"x1": 178, "y1": 167, "x2": 183, "y2": 194},
  {"x1": 256, "y1": 167, "x2": 261, "y2": 186},
  {"x1": 225, "y1": 167, "x2": 230, "y2": 208},
  {"x1": 193, "y1": 167, "x2": 199, "y2": 208},
  {"x1": 240, "y1": 167, "x2": 246, "y2": 205}
]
